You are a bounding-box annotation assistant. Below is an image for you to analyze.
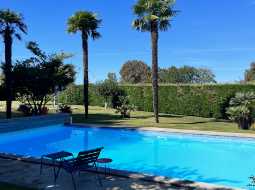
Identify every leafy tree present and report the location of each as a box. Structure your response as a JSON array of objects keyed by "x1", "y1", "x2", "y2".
[
  {"x1": 133, "y1": 0, "x2": 177, "y2": 123},
  {"x1": 12, "y1": 42, "x2": 75, "y2": 115},
  {"x1": 107, "y1": 72, "x2": 118, "y2": 83},
  {"x1": 194, "y1": 68, "x2": 216, "y2": 84},
  {"x1": 178, "y1": 66, "x2": 197, "y2": 83},
  {"x1": 159, "y1": 66, "x2": 179, "y2": 83},
  {"x1": 120, "y1": 60, "x2": 150, "y2": 83},
  {"x1": 95, "y1": 73, "x2": 124, "y2": 109},
  {"x1": 67, "y1": 11, "x2": 102, "y2": 118},
  {"x1": 245, "y1": 62, "x2": 255, "y2": 82},
  {"x1": 159, "y1": 66, "x2": 216, "y2": 84},
  {"x1": 0, "y1": 9, "x2": 27, "y2": 118}
]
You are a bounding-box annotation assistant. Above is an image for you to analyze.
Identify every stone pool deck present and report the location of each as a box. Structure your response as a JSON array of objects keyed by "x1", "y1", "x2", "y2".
[{"x1": 0, "y1": 157, "x2": 240, "y2": 190}]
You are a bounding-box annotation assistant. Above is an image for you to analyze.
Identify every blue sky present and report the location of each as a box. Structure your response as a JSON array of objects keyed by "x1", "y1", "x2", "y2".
[{"x1": 1, "y1": 0, "x2": 255, "y2": 83}]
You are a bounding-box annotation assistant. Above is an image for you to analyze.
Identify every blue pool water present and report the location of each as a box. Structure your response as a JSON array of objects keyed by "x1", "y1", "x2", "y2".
[{"x1": 0, "y1": 124, "x2": 254, "y2": 189}]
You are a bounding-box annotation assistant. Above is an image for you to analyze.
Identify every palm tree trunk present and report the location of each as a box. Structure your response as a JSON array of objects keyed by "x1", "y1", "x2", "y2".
[
  {"x1": 82, "y1": 31, "x2": 89, "y2": 119},
  {"x1": 4, "y1": 29, "x2": 13, "y2": 119},
  {"x1": 151, "y1": 21, "x2": 159, "y2": 123}
]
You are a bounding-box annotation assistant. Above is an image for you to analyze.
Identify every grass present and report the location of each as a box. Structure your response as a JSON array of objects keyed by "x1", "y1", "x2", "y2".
[
  {"x1": 0, "y1": 101, "x2": 255, "y2": 134},
  {"x1": 72, "y1": 105, "x2": 255, "y2": 134}
]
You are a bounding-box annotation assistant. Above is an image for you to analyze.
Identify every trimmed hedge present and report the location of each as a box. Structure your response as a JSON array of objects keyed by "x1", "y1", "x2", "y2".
[
  {"x1": 58, "y1": 85, "x2": 104, "y2": 106},
  {"x1": 58, "y1": 84, "x2": 255, "y2": 119}
]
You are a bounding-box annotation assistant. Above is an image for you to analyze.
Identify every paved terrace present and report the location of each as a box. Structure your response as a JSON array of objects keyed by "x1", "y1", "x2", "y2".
[{"x1": 0, "y1": 157, "x2": 239, "y2": 190}]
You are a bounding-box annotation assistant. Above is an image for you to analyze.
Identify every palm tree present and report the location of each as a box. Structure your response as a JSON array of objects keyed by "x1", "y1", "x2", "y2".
[
  {"x1": 132, "y1": 0, "x2": 177, "y2": 123},
  {"x1": 67, "y1": 11, "x2": 101, "y2": 118},
  {"x1": 0, "y1": 9, "x2": 27, "y2": 119}
]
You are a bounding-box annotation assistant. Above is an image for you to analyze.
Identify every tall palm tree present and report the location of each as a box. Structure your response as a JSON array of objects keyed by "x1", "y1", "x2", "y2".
[
  {"x1": 0, "y1": 9, "x2": 27, "y2": 119},
  {"x1": 132, "y1": 0, "x2": 177, "y2": 123},
  {"x1": 67, "y1": 11, "x2": 101, "y2": 119}
]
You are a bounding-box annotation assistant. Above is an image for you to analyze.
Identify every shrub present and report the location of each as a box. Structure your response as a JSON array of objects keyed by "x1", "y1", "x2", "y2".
[
  {"x1": 41, "y1": 107, "x2": 49, "y2": 115},
  {"x1": 95, "y1": 73, "x2": 121, "y2": 109},
  {"x1": 17, "y1": 104, "x2": 33, "y2": 116},
  {"x1": 58, "y1": 104, "x2": 72, "y2": 114},
  {"x1": 226, "y1": 92, "x2": 255, "y2": 130},
  {"x1": 111, "y1": 88, "x2": 126, "y2": 109},
  {"x1": 115, "y1": 96, "x2": 136, "y2": 118}
]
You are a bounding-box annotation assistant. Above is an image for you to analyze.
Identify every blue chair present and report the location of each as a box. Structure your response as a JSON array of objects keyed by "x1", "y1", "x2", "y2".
[{"x1": 56, "y1": 147, "x2": 104, "y2": 190}]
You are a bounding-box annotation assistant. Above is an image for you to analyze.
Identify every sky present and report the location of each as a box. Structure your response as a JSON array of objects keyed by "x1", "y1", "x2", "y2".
[{"x1": 1, "y1": 0, "x2": 255, "y2": 84}]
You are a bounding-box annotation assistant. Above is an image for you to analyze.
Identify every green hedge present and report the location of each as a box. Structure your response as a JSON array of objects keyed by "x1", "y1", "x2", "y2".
[
  {"x1": 58, "y1": 84, "x2": 105, "y2": 106},
  {"x1": 58, "y1": 84, "x2": 255, "y2": 119}
]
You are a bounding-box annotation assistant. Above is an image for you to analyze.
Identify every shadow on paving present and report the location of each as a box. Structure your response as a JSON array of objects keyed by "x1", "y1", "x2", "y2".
[{"x1": 0, "y1": 158, "x2": 234, "y2": 190}]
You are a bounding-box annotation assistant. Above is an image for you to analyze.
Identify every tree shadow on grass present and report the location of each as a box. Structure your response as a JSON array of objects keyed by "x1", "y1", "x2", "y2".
[
  {"x1": 72, "y1": 112, "x2": 155, "y2": 126},
  {"x1": 167, "y1": 121, "x2": 218, "y2": 125},
  {"x1": 131, "y1": 115, "x2": 154, "y2": 120},
  {"x1": 159, "y1": 114, "x2": 185, "y2": 118},
  {"x1": 71, "y1": 112, "x2": 219, "y2": 127},
  {"x1": 72, "y1": 113, "x2": 125, "y2": 125}
]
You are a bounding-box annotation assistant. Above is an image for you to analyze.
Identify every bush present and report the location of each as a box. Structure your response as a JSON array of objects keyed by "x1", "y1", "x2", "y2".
[
  {"x1": 226, "y1": 92, "x2": 255, "y2": 130},
  {"x1": 95, "y1": 74, "x2": 123, "y2": 109},
  {"x1": 58, "y1": 104, "x2": 72, "y2": 113},
  {"x1": 115, "y1": 96, "x2": 136, "y2": 118},
  {"x1": 58, "y1": 84, "x2": 255, "y2": 119},
  {"x1": 41, "y1": 107, "x2": 49, "y2": 115},
  {"x1": 17, "y1": 104, "x2": 33, "y2": 116}
]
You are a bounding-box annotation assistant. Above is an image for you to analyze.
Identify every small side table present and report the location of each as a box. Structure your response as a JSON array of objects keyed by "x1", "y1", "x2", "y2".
[
  {"x1": 96, "y1": 158, "x2": 112, "y2": 176},
  {"x1": 40, "y1": 151, "x2": 73, "y2": 183}
]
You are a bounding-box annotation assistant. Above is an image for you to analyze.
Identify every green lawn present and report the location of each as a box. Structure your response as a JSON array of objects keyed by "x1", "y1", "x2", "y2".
[
  {"x1": 0, "y1": 102, "x2": 254, "y2": 134},
  {"x1": 72, "y1": 106, "x2": 255, "y2": 134}
]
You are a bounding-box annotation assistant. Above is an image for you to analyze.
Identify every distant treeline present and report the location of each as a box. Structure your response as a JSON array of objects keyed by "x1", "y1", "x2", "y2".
[{"x1": 119, "y1": 60, "x2": 216, "y2": 84}]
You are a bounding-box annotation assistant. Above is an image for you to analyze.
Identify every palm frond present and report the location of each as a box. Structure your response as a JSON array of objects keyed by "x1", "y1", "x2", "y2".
[
  {"x1": 132, "y1": 18, "x2": 151, "y2": 32},
  {"x1": 91, "y1": 31, "x2": 101, "y2": 40},
  {"x1": 14, "y1": 33, "x2": 21, "y2": 40},
  {"x1": 0, "y1": 9, "x2": 27, "y2": 39},
  {"x1": 67, "y1": 11, "x2": 101, "y2": 40},
  {"x1": 159, "y1": 20, "x2": 170, "y2": 31},
  {"x1": 132, "y1": 0, "x2": 178, "y2": 32}
]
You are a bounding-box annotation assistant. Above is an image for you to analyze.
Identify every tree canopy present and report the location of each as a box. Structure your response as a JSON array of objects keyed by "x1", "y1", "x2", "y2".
[
  {"x1": 120, "y1": 60, "x2": 151, "y2": 84},
  {"x1": 132, "y1": 0, "x2": 177, "y2": 32},
  {"x1": 67, "y1": 11, "x2": 101, "y2": 39},
  {"x1": 0, "y1": 9, "x2": 27, "y2": 40},
  {"x1": 95, "y1": 73, "x2": 124, "y2": 109},
  {"x1": 245, "y1": 62, "x2": 255, "y2": 82},
  {"x1": 12, "y1": 42, "x2": 75, "y2": 115},
  {"x1": 159, "y1": 66, "x2": 216, "y2": 84}
]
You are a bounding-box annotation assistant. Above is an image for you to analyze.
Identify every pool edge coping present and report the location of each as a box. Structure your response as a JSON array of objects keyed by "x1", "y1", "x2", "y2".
[
  {"x1": 0, "y1": 152, "x2": 242, "y2": 190},
  {"x1": 72, "y1": 123, "x2": 255, "y2": 139}
]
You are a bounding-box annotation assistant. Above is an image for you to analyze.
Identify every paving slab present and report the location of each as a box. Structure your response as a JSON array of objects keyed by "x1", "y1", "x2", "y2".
[{"x1": 0, "y1": 158, "x2": 184, "y2": 190}]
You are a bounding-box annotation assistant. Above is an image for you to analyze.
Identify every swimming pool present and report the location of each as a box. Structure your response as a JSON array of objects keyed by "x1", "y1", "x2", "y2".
[{"x1": 0, "y1": 124, "x2": 253, "y2": 189}]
